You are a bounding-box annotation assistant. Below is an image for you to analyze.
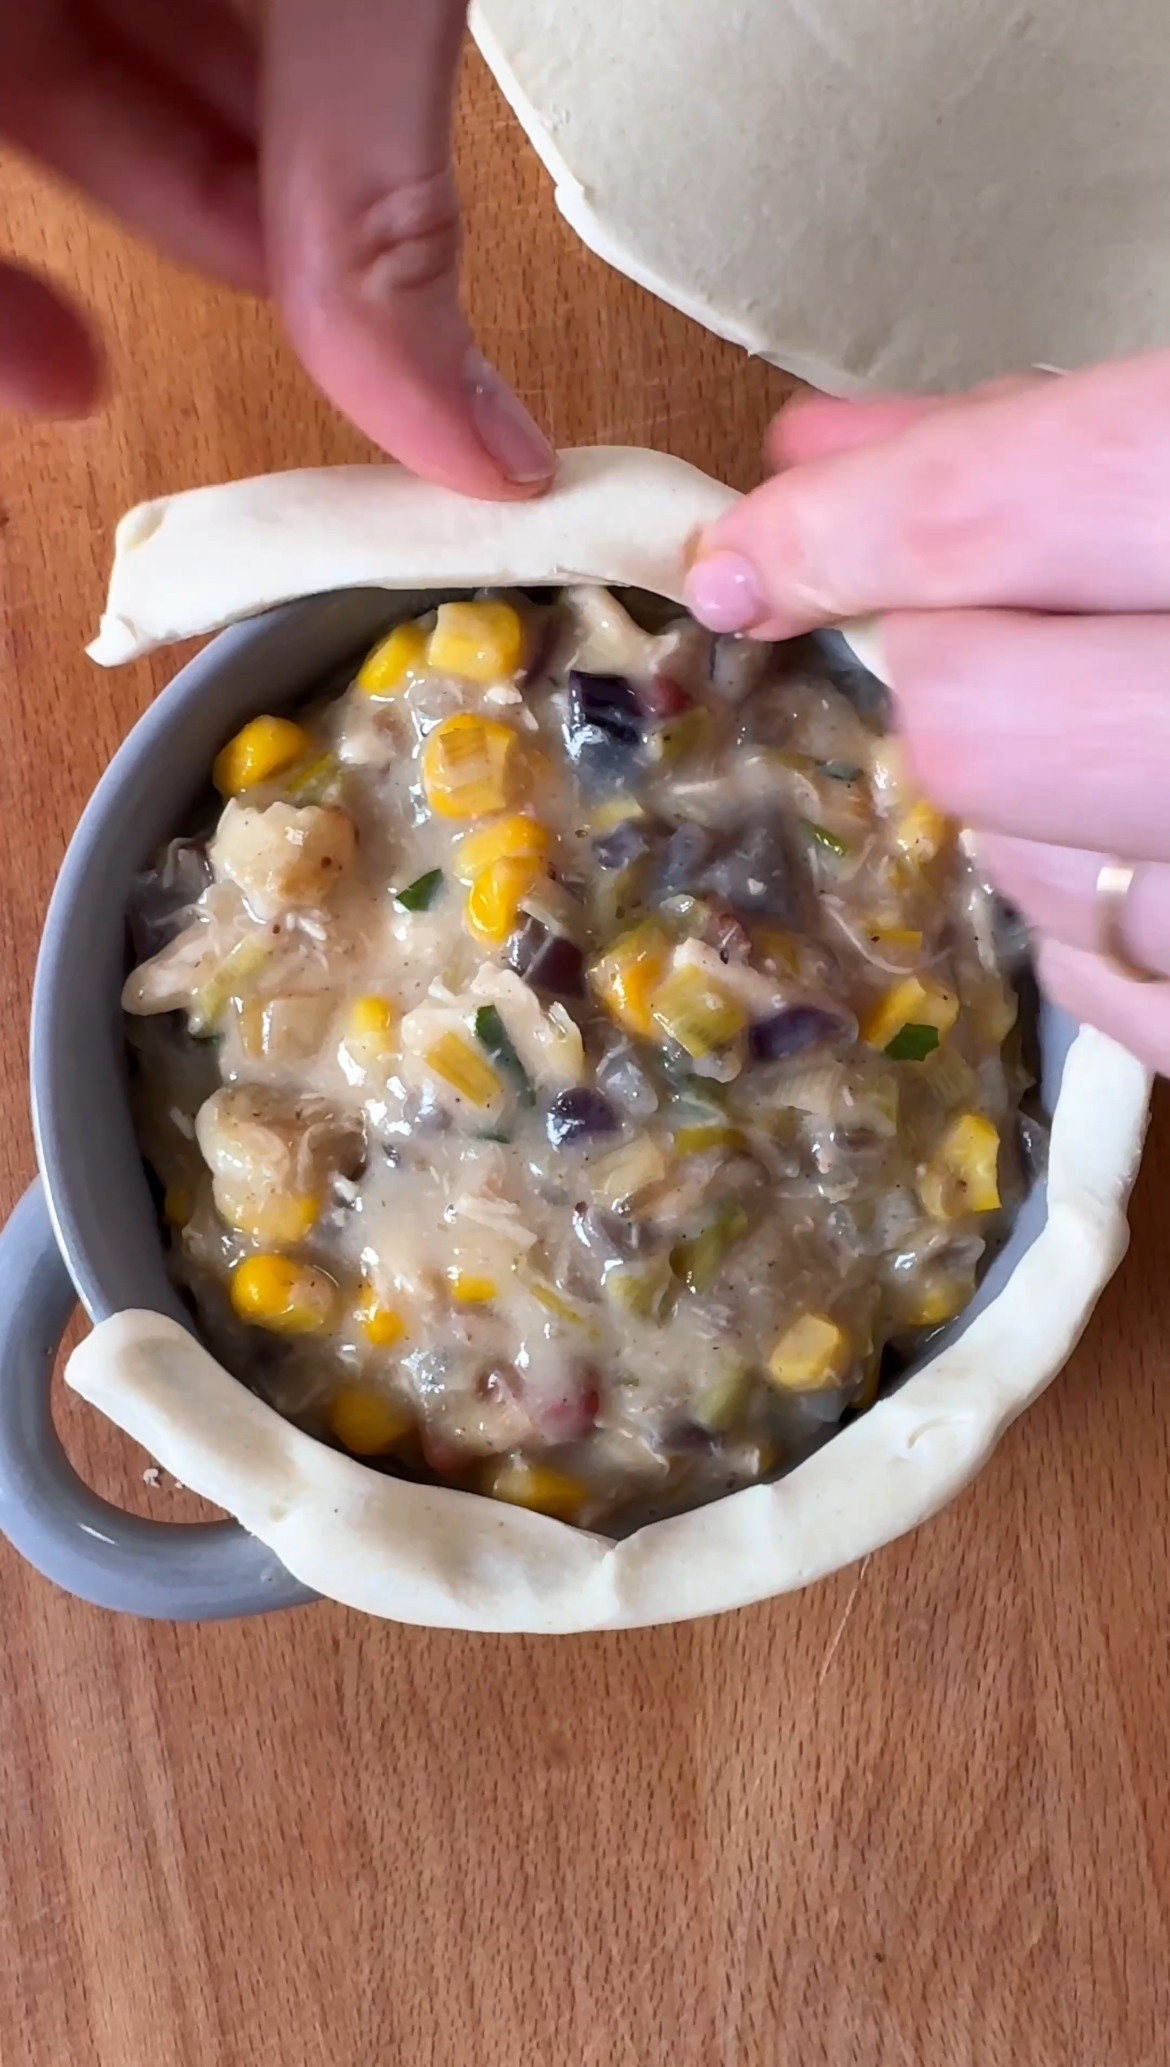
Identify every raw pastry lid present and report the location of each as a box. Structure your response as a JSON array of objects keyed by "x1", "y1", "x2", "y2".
[
  {"x1": 70, "y1": 449, "x2": 1150, "y2": 1630},
  {"x1": 470, "y1": 0, "x2": 1170, "y2": 391}
]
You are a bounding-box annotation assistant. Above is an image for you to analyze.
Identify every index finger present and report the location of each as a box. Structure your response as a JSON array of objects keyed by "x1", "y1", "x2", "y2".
[
  {"x1": 264, "y1": 0, "x2": 554, "y2": 496},
  {"x1": 685, "y1": 351, "x2": 1170, "y2": 637}
]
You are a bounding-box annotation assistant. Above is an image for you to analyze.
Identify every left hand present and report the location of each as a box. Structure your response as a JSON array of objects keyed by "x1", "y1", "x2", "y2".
[{"x1": 0, "y1": 0, "x2": 554, "y2": 496}]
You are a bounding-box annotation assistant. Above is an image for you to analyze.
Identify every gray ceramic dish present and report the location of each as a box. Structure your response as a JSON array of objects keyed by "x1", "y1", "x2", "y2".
[{"x1": 0, "y1": 592, "x2": 1074, "y2": 1618}]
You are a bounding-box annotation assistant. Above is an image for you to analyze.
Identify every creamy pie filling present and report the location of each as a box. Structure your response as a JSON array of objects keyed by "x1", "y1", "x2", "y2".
[{"x1": 124, "y1": 586, "x2": 1035, "y2": 1531}]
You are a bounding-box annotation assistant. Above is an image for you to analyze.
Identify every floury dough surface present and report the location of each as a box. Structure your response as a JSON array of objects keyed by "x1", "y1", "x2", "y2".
[{"x1": 470, "y1": 0, "x2": 1170, "y2": 391}]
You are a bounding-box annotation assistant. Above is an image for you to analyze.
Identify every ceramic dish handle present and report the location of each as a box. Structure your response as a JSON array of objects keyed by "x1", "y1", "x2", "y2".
[{"x1": 0, "y1": 1181, "x2": 312, "y2": 1619}]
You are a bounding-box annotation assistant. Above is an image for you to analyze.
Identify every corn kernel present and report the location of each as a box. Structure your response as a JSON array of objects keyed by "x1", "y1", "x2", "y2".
[
  {"x1": 589, "y1": 795, "x2": 646, "y2": 834},
  {"x1": 447, "y1": 1270, "x2": 497, "y2": 1304},
  {"x1": 869, "y1": 735, "x2": 909, "y2": 807},
  {"x1": 329, "y1": 1386, "x2": 413, "y2": 1455},
  {"x1": 221, "y1": 1190, "x2": 320, "y2": 1246},
  {"x1": 357, "y1": 620, "x2": 429, "y2": 697},
  {"x1": 163, "y1": 1184, "x2": 193, "y2": 1229},
  {"x1": 464, "y1": 856, "x2": 543, "y2": 948},
  {"x1": 230, "y1": 1254, "x2": 337, "y2": 1333},
  {"x1": 895, "y1": 798, "x2": 952, "y2": 866},
  {"x1": 651, "y1": 963, "x2": 746, "y2": 1059},
  {"x1": 970, "y1": 978, "x2": 1019, "y2": 1045},
  {"x1": 349, "y1": 995, "x2": 397, "y2": 1043},
  {"x1": 860, "y1": 920, "x2": 924, "y2": 956},
  {"x1": 589, "y1": 922, "x2": 672, "y2": 1038},
  {"x1": 672, "y1": 1123, "x2": 746, "y2": 1157},
  {"x1": 898, "y1": 1270, "x2": 973, "y2": 1329},
  {"x1": 421, "y1": 713, "x2": 520, "y2": 820},
  {"x1": 425, "y1": 1030, "x2": 501, "y2": 1106},
  {"x1": 427, "y1": 600, "x2": 524, "y2": 683},
  {"x1": 768, "y1": 1312, "x2": 851, "y2": 1391},
  {"x1": 213, "y1": 716, "x2": 311, "y2": 798},
  {"x1": 481, "y1": 1455, "x2": 587, "y2": 1523},
  {"x1": 750, "y1": 926, "x2": 801, "y2": 975},
  {"x1": 453, "y1": 813, "x2": 550, "y2": 883},
  {"x1": 356, "y1": 1284, "x2": 407, "y2": 1347},
  {"x1": 919, "y1": 1112, "x2": 1001, "y2": 1219},
  {"x1": 861, "y1": 974, "x2": 959, "y2": 1052}
]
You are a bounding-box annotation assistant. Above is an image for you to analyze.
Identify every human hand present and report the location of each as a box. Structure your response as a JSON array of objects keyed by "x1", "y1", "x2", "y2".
[
  {"x1": 683, "y1": 353, "x2": 1170, "y2": 1074},
  {"x1": 0, "y1": 0, "x2": 554, "y2": 496}
]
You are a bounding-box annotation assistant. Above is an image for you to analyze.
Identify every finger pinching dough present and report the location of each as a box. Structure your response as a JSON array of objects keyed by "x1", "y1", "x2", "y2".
[{"x1": 470, "y1": 0, "x2": 1170, "y2": 390}]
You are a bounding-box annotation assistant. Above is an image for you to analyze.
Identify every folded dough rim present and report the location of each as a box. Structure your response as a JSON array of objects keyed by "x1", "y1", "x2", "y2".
[
  {"x1": 69, "y1": 449, "x2": 1151, "y2": 1629},
  {"x1": 87, "y1": 448, "x2": 738, "y2": 667}
]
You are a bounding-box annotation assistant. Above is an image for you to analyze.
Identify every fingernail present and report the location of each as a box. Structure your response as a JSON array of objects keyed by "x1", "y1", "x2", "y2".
[
  {"x1": 465, "y1": 350, "x2": 555, "y2": 484},
  {"x1": 683, "y1": 550, "x2": 767, "y2": 632},
  {"x1": 840, "y1": 615, "x2": 888, "y2": 684}
]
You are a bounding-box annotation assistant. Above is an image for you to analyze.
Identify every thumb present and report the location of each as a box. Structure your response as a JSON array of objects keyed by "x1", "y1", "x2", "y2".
[
  {"x1": 0, "y1": 261, "x2": 102, "y2": 415},
  {"x1": 263, "y1": 0, "x2": 554, "y2": 496}
]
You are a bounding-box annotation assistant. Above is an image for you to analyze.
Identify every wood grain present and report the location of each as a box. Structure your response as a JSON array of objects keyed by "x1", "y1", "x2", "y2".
[{"x1": 2, "y1": 45, "x2": 1169, "y2": 2067}]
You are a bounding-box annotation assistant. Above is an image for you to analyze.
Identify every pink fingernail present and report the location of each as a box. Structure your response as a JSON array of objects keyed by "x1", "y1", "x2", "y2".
[
  {"x1": 683, "y1": 550, "x2": 767, "y2": 632},
  {"x1": 465, "y1": 350, "x2": 555, "y2": 484}
]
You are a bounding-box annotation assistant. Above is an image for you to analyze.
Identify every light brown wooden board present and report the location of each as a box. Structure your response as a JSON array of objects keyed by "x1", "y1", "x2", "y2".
[{"x1": 2, "y1": 47, "x2": 1169, "y2": 2067}]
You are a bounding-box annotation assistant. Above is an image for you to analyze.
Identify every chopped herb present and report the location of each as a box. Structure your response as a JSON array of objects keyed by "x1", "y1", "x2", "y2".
[
  {"x1": 820, "y1": 761, "x2": 863, "y2": 783},
  {"x1": 671, "y1": 1199, "x2": 750, "y2": 1296},
  {"x1": 802, "y1": 819, "x2": 851, "y2": 859},
  {"x1": 396, "y1": 867, "x2": 444, "y2": 912},
  {"x1": 668, "y1": 1085, "x2": 731, "y2": 1130},
  {"x1": 191, "y1": 935, "x2": 272, "y2": 1033},
  {"x1": 692, "y1": 1354, "x2": 753, "y2": 1433},
  {"x1": 605, "y1": 1257, "x2": 674, "y2": 1325},
  {"x1": 473, "y1": 1005, "x2": 535, "y2": 1106},
  {"x1": 474, "y1": 1126, "x2": 514, "y2": 1144},
  {"x1": 647, "y1": 705, "x2": 710, "y2": 765},
  {"x1": 885, "y1": 1022, "x2": 941, "y2": 1062},
  {"x1": 524, "y1": 1273, "x2": 601, "y2": 1336}
]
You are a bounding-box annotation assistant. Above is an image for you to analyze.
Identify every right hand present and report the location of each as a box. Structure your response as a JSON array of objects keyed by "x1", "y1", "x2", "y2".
[
  {"x1": 683, "y1": 354, "x2": 1170, "y2": 1074},
  {"x1": 0, "y1": 0, "x2": 554, "y2": 497}
]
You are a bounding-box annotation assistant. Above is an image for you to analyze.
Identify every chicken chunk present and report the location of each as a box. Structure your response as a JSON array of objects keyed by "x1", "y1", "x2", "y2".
[
  {"x1": 122, "y1": 916, "x2": 220, "y2": 1016},
  {"x1": 211, "y1": 800, "x2": 356, "y2": 920},
  {"x1": 195, "y1": 1084, "x2": 364, "y2": 1244}
]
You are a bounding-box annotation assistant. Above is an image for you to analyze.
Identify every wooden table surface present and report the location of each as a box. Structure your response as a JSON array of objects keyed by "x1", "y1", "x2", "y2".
[{"x1": 3, "y1": 47, "x2": 1170, "y2": 2067}]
